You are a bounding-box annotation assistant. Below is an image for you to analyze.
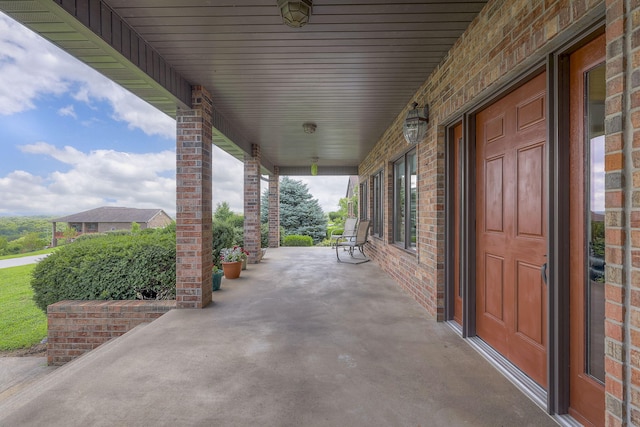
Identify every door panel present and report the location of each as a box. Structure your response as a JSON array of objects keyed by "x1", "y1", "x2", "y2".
[
  {"x1": 517, "y1": 144, "x2": 544, "y2": 236},
  {"x1": 568, "y1": 34, "x2": 606, "y2": 427},
  {"x1": 515, "y1": 261, "x2": 544, "y2": 345},
  {"x1": 476, "y1": 72, "x2": 547, "y2": 388},
  {"x1": 484, "y1": 254, "x2": 505, "y2": 320}
]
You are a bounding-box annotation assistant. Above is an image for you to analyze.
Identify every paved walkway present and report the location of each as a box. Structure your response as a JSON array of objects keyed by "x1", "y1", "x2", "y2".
[
  {"x1": 0, "y1": 254, "x2": 50, "y2": 269},
  {"x1": 0, "y1": 247, "x2": 558, "y2": 426},
  {"x1": 0, "y1": 357, "x2": 55, "y2": 402}
]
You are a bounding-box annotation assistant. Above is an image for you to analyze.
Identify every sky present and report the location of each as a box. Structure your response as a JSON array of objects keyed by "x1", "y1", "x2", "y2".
[{"x1": 0, "y1": 12, "x2": 348, "y2": 218}]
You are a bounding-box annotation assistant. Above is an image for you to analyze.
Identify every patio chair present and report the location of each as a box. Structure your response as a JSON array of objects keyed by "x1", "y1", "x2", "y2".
[
  {"x1": 330, "y1": 217, "x2": 358, "y2": 248},
  {"x1": 336, "y1": 220, "x2": 370, "y2": 264}
]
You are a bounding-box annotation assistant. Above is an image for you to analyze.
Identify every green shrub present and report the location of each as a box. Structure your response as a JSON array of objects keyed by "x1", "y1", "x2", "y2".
[
  {"x1": 261, "y1": 223, "x2": 269, "y2": 248},
  {"x1": 261, "y1": 223, "x2": 286, "y2": 247},
  {"x1": 31, "y1": 230, "x2": 176, "y2": 312},
  {"x1": 105, "y1": 230, "x2": 133, "y2": 236},
  {"x1": 316, "y1": 238, "x2": 333, "y2": 247},
  {"x1": 326, "y1": 226, "x2": 343, "y2": 239},
  {"x1": 228, "y1": 213, "x2": 244, "y2": 229},
  {"x1": 74, "y1": 233, "x2": 108, "y2": 242},
  {"x1": 233, "y1": 226, "x2": 244, "y2": 248},
  {"x1": 212, "y1": 220, "x2": 236, "y2": 266},
  {"x1": 283, "y1": 235, "x2": 313, "y2": 246}
]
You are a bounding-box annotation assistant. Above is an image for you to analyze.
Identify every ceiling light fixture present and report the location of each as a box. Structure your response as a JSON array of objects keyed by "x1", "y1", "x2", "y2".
[
  {"x1": 403, "y1": 102, "x2": 429, "y2": 144},
  {"x1": 303, "y1": 122, "x2": 317, "y2": 134},
  {"x1": 277, "y1": 0, "x2": 313, "y2": 28}
]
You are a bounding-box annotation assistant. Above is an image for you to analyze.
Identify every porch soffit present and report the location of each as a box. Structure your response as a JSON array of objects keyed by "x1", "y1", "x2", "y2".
[{"x1": 0, "y1": 0, "x2": 488, "y2": 175}]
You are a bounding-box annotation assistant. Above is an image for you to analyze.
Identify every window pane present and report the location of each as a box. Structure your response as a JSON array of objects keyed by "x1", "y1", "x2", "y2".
[
  {"x1": 360, "y1": 182, "x2": 368, "y2": 220},
  {"x1": 409, "y1": 151, "x2": 417, "y2": 249},
  {"x1": 373, "y1": 172, "x2": 383, "y2": 237},
  {"x1": 586, "y1": 64, "x2": 605, "y2": 383},
  {"x1": 394, "y1": 159, "x2": 405, "y2": 244}
]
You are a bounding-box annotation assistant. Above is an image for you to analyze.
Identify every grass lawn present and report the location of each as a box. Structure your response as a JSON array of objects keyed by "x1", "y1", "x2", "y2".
[{"x1": 0, "y1": 264, "x2": 47, "y2": 351}]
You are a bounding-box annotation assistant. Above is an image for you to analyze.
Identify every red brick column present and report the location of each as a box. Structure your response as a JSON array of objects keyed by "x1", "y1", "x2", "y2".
[
  {"x1": 268, "y1": 167, "x2": 280, "y2": 248},
  {"x1": 175, "y1": 85, "x2": 213, "y2": 308},
  {"x1": 605, "y1": 0, "x2": 632, "y2": 425},
  {"x1": 244, "y1": 144, "x2": 262, "y2": 263}
]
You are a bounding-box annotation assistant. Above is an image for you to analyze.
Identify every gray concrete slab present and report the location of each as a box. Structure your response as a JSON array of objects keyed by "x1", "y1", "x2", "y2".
[
  {"x1": 0, "y1": 247, "x2": 558, "y2": 426},
  {"x1": 0, "y1": 357, "x2": 55, "y2": 402}
]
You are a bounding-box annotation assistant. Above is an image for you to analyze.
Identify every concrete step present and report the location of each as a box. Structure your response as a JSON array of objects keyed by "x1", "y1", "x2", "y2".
[
  {"x1": 0, "y1": 321, "x2": 152, "y2": 412},
  {"x1": 0, "y1": 357, "x2": 56, "y2": 404}
]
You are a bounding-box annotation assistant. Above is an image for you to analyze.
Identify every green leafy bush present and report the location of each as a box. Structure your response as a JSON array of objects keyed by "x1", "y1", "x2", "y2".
[
  {"x1": 283, "y1": 235, "x2": 313, "y2": 246},
  {"x1": 261, "y1": 223, "x2": 285, "y2": 248},
  {"x1": 31, "y1": 229, "x2": 176, "y2": 312},
  {"x1": 74, "y1": 233, "x2": 111, "y2": 242},
  {"x1": 212, "y1": 220, "x2": 236, "y2": 266},
  {"x1": 327, "y1": 226, "x2": 343, "y2": 239}
]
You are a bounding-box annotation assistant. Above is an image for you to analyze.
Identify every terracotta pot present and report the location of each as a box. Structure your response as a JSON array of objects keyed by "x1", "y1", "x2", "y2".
[{"x1": 221, "y1": 261, "x2": 242, "y2": 279}]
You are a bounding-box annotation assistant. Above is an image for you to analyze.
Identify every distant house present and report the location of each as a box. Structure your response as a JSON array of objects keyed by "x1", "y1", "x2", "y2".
[
  {"x1": 345, "y1": 176, "x2": 359, "y2": 218},
  {"x1": 51, "y1": 207, "x2": 173, "y2": 247}
]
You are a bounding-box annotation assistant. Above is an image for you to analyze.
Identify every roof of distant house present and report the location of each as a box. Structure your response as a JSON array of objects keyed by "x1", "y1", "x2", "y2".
[
  {"x1": 52, "y1": 207, "x2": 171, "y2": 223},
  {"x1": 346, "y1": 175, "x2": 358, "y2": 198}
]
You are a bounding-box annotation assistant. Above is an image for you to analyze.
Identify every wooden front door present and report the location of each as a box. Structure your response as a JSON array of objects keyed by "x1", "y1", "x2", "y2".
[
  {"x1": 568, "y1": 34, "x2": 606, "y2": 427},
  {"x1": 475, "y1": 72, "x2": 548, "y2": 387}
]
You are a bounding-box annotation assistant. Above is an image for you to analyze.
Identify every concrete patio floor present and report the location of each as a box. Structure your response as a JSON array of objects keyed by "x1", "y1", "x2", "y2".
[{"x1": 0, "y1": 247, "x2": 558, "y2": 426}]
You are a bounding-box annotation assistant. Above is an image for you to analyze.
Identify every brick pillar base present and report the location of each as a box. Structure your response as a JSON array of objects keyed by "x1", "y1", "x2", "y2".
[
  {"x1": 268, "y1": 168, "x2": 280, "y2": 248},
  {"x1": 175, "y1": 85, "x2": 213, "y2": 308},
  {"x1": 244, "y1": 144, "x2": 261, "y2": 263}
]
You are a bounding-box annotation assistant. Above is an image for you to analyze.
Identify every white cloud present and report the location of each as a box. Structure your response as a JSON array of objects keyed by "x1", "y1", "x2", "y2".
[
  {"x1": 1, "y1": 143, "x2": 176, "y2": 216},
  {"x1": 285, "y1": 176, "x2": 348, "y2": 214},
  {"x1": 0, "y1": 12, "x2": 175, "y2": 139},
  {"x1": 0, "y1": 12, "x2": 349, "y2": 218},
  {"x1": 57, "y1": 105, "x2": 76, "y2": 119}
]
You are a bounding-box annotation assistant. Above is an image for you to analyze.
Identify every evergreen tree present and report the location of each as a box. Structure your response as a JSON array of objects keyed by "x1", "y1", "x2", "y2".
[
  {"x1": 261, "y1": 177, "x2": 327, "y2": 243},
  {"x1": 214, "y1": 202, "x2": 234, "y2": 223}
]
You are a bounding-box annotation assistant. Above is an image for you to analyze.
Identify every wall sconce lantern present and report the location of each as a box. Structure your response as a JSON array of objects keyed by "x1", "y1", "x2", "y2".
[
  {"x1": 311, "y1": 157, "x2": 318, "y2": 176},
  {"x1": 277, "y1": 0, "x2": 312, "y2": 28},
  {"x1": 403, "y1": 102, "x2": 429, "y2": 144}
]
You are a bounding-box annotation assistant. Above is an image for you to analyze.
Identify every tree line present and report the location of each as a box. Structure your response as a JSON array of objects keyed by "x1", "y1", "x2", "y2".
[{"x1": 0, "y1": 216, "x2": 53, "y2": 255}]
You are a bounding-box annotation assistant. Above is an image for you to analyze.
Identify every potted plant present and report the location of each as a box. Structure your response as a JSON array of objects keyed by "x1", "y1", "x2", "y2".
[
  {"x1": 241, "y1": 248, "x2": 250, "y2": 270},
  {"x1": 220, "y1": 246, "x2": 247, "y2": 279},
  {"x1": 212, "y1": 265, "x2": 223, "y2": 291}
]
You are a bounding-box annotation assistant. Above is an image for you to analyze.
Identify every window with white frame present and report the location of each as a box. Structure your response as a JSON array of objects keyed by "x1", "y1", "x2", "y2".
[{"x1": 393, "y1": 149, "x2": 417, "y2": 249}]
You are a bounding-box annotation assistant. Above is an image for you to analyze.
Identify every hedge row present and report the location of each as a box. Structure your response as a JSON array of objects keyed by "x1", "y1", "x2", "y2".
[
  {"x1": 283, "y1": 235, "x2": 313, "y2": 246},
  {"x1": 31, "y1": 228, "x2": 176, "y2": 312}
]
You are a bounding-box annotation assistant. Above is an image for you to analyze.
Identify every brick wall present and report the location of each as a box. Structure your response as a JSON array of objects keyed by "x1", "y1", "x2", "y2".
[
  {"x1": 147, "y1": 211, "x2": 173, "y2": 229},
  {"x1": 97, "y1": 222, "x2": 131, "y2": 233},
  {"x1": 244, "y1": 144, "x2": 262, "y2": 263},
  {"x1": 359, "y1": 0, "x2": 604, "y2": 320},
  {"x1": 606, "y1": 0, "x2": 640, "y2": 425},
  {"x1": 47, "y1": 300, "x2": 175, "y2": 366},
  {"x1": 268, "y1": 168, "x2": 280, "y2": 248},
  {"x1": 604, "y1": 1, "x2": 627, "y2": 425},
  {"x1": 357, "y1": 0, "x2": 640, "y2": 424}
]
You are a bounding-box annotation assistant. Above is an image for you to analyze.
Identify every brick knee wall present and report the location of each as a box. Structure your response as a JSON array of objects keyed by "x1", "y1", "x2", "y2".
[{"x1": 47, "y1": 300, "x2": 175, "y2": 366}]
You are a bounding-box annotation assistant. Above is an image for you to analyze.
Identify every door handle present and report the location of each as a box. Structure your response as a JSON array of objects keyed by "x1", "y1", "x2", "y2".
[{"x1": 541, "y1": 262, "x2": 548, "y2": 286}]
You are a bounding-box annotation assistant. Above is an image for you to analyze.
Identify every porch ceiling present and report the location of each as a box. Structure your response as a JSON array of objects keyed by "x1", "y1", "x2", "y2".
[{"x1": 0, "y1": 0, "x2": 488, "y2": 175}]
